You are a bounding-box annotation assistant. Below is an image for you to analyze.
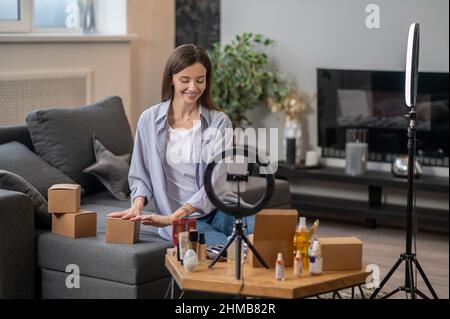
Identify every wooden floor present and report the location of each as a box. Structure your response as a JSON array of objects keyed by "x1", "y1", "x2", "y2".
[{"x1": 318, "y1": 220, "x2": 449, "y2": 299}]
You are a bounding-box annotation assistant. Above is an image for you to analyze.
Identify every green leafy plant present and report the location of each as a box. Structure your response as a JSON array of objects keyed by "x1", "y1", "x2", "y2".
[{"x1": 209, "y1": 32, "x2": 288, "y2": 127}]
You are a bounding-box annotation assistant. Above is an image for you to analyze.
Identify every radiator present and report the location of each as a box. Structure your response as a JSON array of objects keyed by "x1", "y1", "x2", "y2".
[{"x1": 0, "y1": 70, "x2": 92, "y2": 125}]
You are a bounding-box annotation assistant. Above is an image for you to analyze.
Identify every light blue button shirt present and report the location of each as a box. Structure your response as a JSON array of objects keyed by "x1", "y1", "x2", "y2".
[{"x1": 128, "y1": 99, "x2": 245, "y2": 240}]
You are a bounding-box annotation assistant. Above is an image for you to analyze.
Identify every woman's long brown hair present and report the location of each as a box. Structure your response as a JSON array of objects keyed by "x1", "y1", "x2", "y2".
[{"x1": 161, "y1": 44, "x2": 221, "y2": 111}]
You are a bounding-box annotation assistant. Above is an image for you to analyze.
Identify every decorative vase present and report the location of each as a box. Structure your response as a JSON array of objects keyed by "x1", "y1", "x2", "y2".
[
  {"x1": 283, "y1": 119, "x2": 302, "y2": 166},
  {"x1": 79, "y1": 0, "x2": 96, "y2": 34}
]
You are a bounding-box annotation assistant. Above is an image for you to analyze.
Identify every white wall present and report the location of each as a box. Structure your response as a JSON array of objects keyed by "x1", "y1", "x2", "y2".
[
  {"x1": 222, "y1": 0, "x2": 449, "y2": 209},
  {"x1": 0, "y1": 41, "x2": 132, "y2": 121},
  {"x1": 97, "y1": 0, "x2": 128, "y2": 34},
  {"x1": 222, "y1": 0, "x2": 449, "y2": 162}
]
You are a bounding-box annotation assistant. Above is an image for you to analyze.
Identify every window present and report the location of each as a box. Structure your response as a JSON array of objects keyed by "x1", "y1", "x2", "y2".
[
  {"x1": 0, "y1": 0, "x2": 20, "y2": 20},
  {"x1": 0, "y1": 0, "x2": 126, "y2": 34},
  {"x1": 0, "y1": 0, "x2": 31, "y2": 32},
  {"x1": 33, "y1": 0, "x2": 81, "y2": 31}
]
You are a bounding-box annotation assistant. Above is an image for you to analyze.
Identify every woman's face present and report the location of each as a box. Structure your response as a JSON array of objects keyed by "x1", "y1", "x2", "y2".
[{"x1": 172, "y1": 62, "x2": 207, "y2": 105}]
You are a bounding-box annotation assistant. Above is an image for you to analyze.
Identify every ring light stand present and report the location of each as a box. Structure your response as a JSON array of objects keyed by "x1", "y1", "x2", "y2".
[{"x1": 204, "y1": 146, "x2": 275, "y2": 280}]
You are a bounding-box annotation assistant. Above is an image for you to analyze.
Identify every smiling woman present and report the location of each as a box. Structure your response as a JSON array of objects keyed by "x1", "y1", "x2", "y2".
[
  {"x1": 107, "y1": 44, "x2": 254, "y2": 245},
  {"x1": 171, "y1": 63, "x2": 206, "y2": 118}
]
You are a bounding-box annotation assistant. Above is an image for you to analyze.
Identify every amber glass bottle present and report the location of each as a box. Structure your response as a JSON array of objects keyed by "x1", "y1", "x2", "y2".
[{"x1": 294, "y1": 217, "x2": 309, "y2": 270}]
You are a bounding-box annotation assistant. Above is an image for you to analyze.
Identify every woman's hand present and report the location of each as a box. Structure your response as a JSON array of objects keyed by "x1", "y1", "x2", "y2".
[
  {"x1": 133, "y1": 214, "x2": 172, "y2": 227},
  {"x1": 107, "y1": 196, "x2": 145, "y2": 220},
  {"x1": 125, "y1": 203, "x2": 196, "y2": 227},
  {"x1": 107, "y1": 206, "x2": 142, "y2": 220}
]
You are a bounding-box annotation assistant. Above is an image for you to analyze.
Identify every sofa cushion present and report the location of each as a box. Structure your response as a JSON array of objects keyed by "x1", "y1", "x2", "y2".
[
  {"x1": 0, "y1": 170, "x2": 51, "y2": 229},
  {"x1": 25, "y1": 96, "x2": 133, "y2": 195},
  {"x1": 0, "y1": 125, "x2": 34, "y2": 150},
  {"x1": 83, "y1": 135, "x2": 131, "y2": 201},
  {"x1": 0, "y1": 141, "x2": 80, "y2": 199},
  {"x1": 38, "y1": 192, "x2": 170, "y2": 285},
  {"x1": 41, "y1": 268, "x2": 171, "y2": 299}
]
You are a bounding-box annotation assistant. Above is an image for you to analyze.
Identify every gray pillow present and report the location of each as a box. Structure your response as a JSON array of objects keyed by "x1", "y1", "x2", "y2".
[
  {"x1": 0, "y1": 170, "x2": 51, "y2": 229},
  {"x1": 0, "y1": 141, "x2": 81, "y2": 199},
  {"x1": 25, "y1": 96, "x2": 133, "y2": 195},
  {"x1": 83, "y1": 135, "x2": 131, "y2": 201}
]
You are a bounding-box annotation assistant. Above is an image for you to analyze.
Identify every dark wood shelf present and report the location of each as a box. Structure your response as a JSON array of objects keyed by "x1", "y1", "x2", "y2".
[
  {"x1": 275, "y1": 162, "x2": 448, "y2": 233},
  {"x1": 291, "y1": 194, "x2": 448, "y2": 232},
  {"x1": 276, "y1": 162, "x2": 449, "y2": 193}
]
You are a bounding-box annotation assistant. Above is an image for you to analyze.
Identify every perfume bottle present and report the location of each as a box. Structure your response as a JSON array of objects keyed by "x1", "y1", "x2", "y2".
[
  {"x1": 293, "y1": 250, "x2": 303, "y2": 278},
  {"x1": 275, "y1": 253, "x2": 285, "y2": 281},
  {"x1": 294, "y1": 217, "x2": 309, "y2": 270},
  {"x1": 197, "y1": 233, "x2": 207, "y2": 263},
  {"x1": 309, "y1": 240, "x2": 323, "y2": 276},
  {"x1": 80, "y1": 0, "x2": 96, "y2": 34}
]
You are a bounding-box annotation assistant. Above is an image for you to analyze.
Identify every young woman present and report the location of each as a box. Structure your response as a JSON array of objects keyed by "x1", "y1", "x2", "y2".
[{"x1": 108, "y1": 44, "x2": 253, "y2": 245}]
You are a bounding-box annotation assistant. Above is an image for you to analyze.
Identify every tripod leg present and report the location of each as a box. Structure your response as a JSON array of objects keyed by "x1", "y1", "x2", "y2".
[
  {"x1": 209, "y1": 234, "x2": 236, "y2": 269},
  {"x1": 414, "y1": 258, "x2": 439, "y2": 299},
  {"x1": 406, "y1": 259, "x2": 416, "y2": 299},
  {"x1": 236, "y1": 236, "x2": 242, "y2": 280},
  {"x1": 370, "y1": 257, "x2": 403, "y2": 299},
  {"x1": 415, "y1": 289, "x2": 429, "y2": 299},
  {"x1": 241, "y1": 234, "x2": 269, "y2": 268},
  {"x1": 381, "y1": 287, "x2": 402, "y2": 299}
]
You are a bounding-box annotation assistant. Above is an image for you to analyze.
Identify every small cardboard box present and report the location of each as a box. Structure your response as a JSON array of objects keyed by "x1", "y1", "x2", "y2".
[
  {"x1": 52, "y1": 210, "x2": 97, "y2": 238},
  {"x1": 246, "y1": 209, "x2": 298, "y2": 268},
  {"x1": 48, "y1": 184, "x2": 81, "y2": 213},
  {"x1": 105, "y1": 218, "x2": 140, "y2": 244},
  {"x1": 317, "y1": 237, "x2": 363, "y2": 271}
]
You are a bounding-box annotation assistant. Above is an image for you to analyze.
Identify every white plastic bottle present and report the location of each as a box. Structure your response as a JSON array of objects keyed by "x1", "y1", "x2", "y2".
[
  {"x1": 293, "y1": 250, "x2": 303, "y2": 278},
  {"x1": 275, "y1": 252, "x2": 285, "y2": 281},
  {"x1": 309, "y1": 240, "x2": 323, "y2": 276},
  {"x1": 183, "y1": 249, "x2": 198, "y2": 272}
]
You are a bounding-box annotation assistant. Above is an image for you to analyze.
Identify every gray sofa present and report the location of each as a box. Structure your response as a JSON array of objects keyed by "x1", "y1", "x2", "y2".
[{"x1": 0, "y1": 98, "x2": 291, "y2": 299}]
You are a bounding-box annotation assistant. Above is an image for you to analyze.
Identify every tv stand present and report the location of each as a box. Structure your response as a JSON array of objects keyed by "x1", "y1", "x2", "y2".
[{"x1": 275, "y1": 162, "x2": 449, "y2": 233}]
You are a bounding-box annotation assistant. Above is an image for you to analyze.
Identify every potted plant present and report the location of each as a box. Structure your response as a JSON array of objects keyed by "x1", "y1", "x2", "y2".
[{"x1": 208, "y1": 33, "x2": 287, "y2": 128}]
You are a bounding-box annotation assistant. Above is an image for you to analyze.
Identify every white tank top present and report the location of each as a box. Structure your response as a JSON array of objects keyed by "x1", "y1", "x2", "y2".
[{"x1": 165, "y1": 120, "x2": 201, "y2": 211}]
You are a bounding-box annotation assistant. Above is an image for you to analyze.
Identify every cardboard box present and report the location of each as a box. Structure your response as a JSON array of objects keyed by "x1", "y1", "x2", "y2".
[
  {"x1": 52, "y1": 210, "x2": 97, "y2": 238},
  {"x1": 317, "y1": 237, "x2": 363, "y2": 271},
  {"x1": 105, "y1": 218, "x2": 140, "y2": 244},
  {"x1": 246, "y1": 209, "x2": 298, "y2": 268},
  {"x1": 48, "y1": 184, "x2": 81, "y2": 213}
]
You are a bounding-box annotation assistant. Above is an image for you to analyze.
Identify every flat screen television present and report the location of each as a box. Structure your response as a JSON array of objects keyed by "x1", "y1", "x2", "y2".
[{"x1": 317, "y1": 69, "x2": 449, "y2": 167}]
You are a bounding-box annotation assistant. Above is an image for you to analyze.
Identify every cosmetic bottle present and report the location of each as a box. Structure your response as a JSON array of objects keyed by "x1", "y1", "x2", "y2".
[
  {"x1": 197, "y1": 233, "x2": 207, "y2": 263},
  {"x1": 309, "y1": 240, "x2": 323, "y2": 276},
  {"x1": 293, "y1": 250, "x2": 303, "y2": 278},
  {"x1": 275, "y1": 253, "x2": 285, "y2": 281}
]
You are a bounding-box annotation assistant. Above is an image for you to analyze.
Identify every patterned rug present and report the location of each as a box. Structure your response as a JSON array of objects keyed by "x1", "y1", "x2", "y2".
[{"x1": 314, "y1": 286, "x2": 386, "y2": 299}]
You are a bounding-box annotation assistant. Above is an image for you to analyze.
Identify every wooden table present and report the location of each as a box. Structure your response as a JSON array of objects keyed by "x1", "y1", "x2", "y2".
[{"x1": 165, "y1": 251, "x2": 371, "y2": 299}]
